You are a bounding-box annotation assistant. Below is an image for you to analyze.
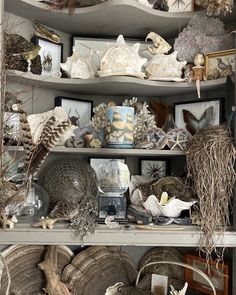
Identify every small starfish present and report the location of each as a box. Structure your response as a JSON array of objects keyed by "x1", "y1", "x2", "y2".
[{"x1": 168, "y1": 132, "x2": 189, "y2": 150}]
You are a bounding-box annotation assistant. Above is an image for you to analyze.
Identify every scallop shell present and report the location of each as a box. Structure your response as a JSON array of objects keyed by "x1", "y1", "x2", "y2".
[
  {"x1": 62, "y1": 246, "x2": 137, "y2": 295},
  {"x1": 0, "y1": 245, "x2": 73, "y2": 294}
]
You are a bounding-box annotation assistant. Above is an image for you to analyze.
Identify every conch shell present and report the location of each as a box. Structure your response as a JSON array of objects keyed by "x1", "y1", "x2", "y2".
[
  {"x1": 170, "y1": 282, "x2": 188, "y2": 295},
  {"x1": 145, "y1": 32, "x2": 172, "y2": 55}
]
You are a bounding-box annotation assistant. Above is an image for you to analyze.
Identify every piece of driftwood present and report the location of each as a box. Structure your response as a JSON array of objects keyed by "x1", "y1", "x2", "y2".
[
  {"x1": 38, "y1": 246, "x2": 71, "y2": 295},
  {"x1": 127, "y1": 205, "x2": 153, "y2": 225}
]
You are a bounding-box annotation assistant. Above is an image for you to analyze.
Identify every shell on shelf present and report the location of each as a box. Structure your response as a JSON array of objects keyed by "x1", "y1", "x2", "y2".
[
  {"x1": 170, "y1": 282, "x2": 188, "y2": 295},
  {"x1": 143, "y1": 194, "x2": 197, "y2": 217},
  {"x1": 145, "y1": 51, "x2": 187, "y2": 81},
  {"x1": 145, "y1": 32, "x2": 172, "y2": 55},
  {"x1": 167, "y1": 128, "x2": 192, "y2": 150},
  {"x1": 60, "y1": 47, "x2": 95, "y2": 79},
  {"x1": 97, "y1": 35, "x2": 147, "y2": 78}
]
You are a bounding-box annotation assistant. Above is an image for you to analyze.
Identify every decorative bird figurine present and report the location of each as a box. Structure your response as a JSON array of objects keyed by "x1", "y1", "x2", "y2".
[{"x1": 13, "y1": 45, "x2": 41, "y2": 72}]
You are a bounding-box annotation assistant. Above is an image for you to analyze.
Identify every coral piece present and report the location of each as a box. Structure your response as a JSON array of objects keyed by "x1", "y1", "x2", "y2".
[
  {"x1": 98, "y1": 35, "x2": 147, "y2": 78},
  {"x1": 5, "y1": 33, "x2": 42, "y2": 74},
  {"x1": 174, "y1": 15, "x2": 234, "y2": 63},
  {"x1": 145, "y1": 51, "x2": 187, "y2": 81},
  {"x1": 194, "y1": 0, "x2": 233, "y2": 15},
  {"x1": 145, "y1": 32, "x2": 172, "y2": 55}
]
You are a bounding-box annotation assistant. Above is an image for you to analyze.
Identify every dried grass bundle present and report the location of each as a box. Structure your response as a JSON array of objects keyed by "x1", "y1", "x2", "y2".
[{"x1": 186, "y1": 125, "x2": 236, "y2": 258}]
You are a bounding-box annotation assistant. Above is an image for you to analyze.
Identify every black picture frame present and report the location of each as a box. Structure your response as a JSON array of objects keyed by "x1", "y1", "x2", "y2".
[
  {"x1": 139, "y1": 158, "x2": 169, "y2": 179},
  {"x1": 31, "y1": 36, "x2": 63, "y2": 76},
  {"x1": 174, "y1": 97, "x2": 224, "y2": 135},
  {"x1": 55, "y1": 96, "x2": 93, "y2": 126}
]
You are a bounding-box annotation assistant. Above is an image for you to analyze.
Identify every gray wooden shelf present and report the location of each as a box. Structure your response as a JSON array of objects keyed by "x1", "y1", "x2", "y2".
[
  {"x1": 0, "y1": 222, "x2": 235, "y2": 246},
  {"x1": 5, "y1": 146, "x2": 185, "y2": 156},
  {"x1": 5, "y1": 0, "x2": 195, "y2": 38},
  {"x1": 52, "y1": 147, "x2": 185, "y2": 156},
  {"x1": 7, "y1": 70, "x2": 227, "y2": 96}
]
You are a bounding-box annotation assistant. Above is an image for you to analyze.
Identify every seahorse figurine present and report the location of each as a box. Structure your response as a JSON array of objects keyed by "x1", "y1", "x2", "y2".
[{"x1": 170, "y1": 282, "x2": 188, "y2": 295}]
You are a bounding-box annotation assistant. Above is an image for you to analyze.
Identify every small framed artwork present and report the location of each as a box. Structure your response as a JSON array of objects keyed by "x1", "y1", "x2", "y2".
[
  {"x1": 55, "y1": 96, "x2": 93, "y2": 126},
  {"x1": 31, "y1": 36, "x2": 63, "y2": 76},
  {"x1": 167, "y1": 0, "x2": 193, "y2": 12},
  {"x1": 139, "y1": 158, "x2": 169, "y2": 179},
  {"x1": 205, "y1": 49, "x2": 235, "y2": 80},
  {"x1": 185, "y1": 254, "x2": 229, "y2": 295},
  {"x1": 174, "y1": 98, "x2": 224, "y2": 135},
  {"x1": 89, "y1": 157, "x2": 126, "y2": 178}
]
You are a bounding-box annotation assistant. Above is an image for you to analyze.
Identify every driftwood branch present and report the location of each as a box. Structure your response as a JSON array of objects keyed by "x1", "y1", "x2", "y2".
[{"x1": 38, "y1": 246, "x2": 71, "y2": 295}]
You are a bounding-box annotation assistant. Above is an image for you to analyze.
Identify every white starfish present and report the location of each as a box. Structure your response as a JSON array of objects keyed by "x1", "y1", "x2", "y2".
[{"x1": 168, "y1": 132, "x2": 189, "y2": 150}]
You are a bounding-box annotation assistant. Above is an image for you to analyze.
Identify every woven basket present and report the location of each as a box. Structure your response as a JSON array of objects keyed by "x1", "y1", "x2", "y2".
[{"x1": 136, "y1": 261, "x2": 216, "y2": 295}]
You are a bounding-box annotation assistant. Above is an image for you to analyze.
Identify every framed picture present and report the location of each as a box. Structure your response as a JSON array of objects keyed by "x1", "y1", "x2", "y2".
[
  {"x1": 205, "y1": 49, "x2": 235, "y2": 80},
  {"x1": 167, "y1": 0, "x2": 193, "y2": 12},
  {"x1": 185, "y1": 254, "x2": 229, "y2": 295},
  {"x1": 55, "y1": 96, "x2": 93, "y2": 126},
  {"x1": 31, "y1": 36, "x2": 63, "y2": 76},
  {"x1": 174, "y1": 98, "x2": 224, "y2": 135},
  {"x1": 89, "y1": 157, "x2": 126, "y2": 178},
  {"x1": 139, "y1": 158, "x2": 169, "y2": 179}
]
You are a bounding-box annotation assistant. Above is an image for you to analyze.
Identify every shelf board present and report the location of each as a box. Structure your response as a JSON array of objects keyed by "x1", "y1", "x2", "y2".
[
  {"x1": 52, "y1": 147, "x2": 185, "y2": 156},
  {"x1": 7, "y1": 70, "x2": 227, "y2": 96},
  {"x1": 5, "y1": 0, "x2": 195, "y2": 38},
  {"x1": 0, "y1": 222, "x2": 235, "y2": 247},
  {"x1": 4, "y1": 146, "x2": 184, "y2": 156}
]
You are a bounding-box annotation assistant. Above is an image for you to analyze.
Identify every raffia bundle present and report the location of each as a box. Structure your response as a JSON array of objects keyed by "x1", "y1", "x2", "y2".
[{"x1": 186, "y1": 125, "x2": 236, "y2": 257}]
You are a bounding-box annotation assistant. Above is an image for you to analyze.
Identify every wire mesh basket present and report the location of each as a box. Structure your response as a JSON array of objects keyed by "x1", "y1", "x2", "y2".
[{"x1": 136, "y1": 261, "x2": 216, "y2": 295}]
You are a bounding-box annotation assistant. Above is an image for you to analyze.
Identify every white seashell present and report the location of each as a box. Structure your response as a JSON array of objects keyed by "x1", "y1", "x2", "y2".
[
  {"x1": 27, "y1": 107, "x2": 69, "y2": 144},
  {"x1": 170, "y1": 282, "x2": 188, "y2": 295},
  {"x1": 145, "y1": 32, "x2": 172, "y2": 55},
  {"x1": 60, "y1": 47, "x2": 95, "y2": 79},
  {"x1": 136, "y1": 0, "x2": 153, "y2": 8},
  {"x1": 97, "y1": 35, "x2": 147, "y2": 78},
  {"x1": 143, "y1": 195, "x2": 197, "y2": 217},
  {"x1": 145, "y1": 51, "x2": 187, "y2": 81},
  {"x1": 105, "y1": 282, "x2": 124, "y2": 295}
]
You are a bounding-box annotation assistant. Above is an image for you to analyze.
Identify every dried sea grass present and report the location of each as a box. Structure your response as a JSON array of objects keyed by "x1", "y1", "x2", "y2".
[{"x1": 186, "y1": 125, "x2": 236, "y2": 258}]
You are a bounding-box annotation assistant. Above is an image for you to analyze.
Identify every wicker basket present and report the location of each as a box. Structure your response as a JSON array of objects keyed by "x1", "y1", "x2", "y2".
[{"x1": 136, "y1": 261, "x2": 216, "y2": 295}]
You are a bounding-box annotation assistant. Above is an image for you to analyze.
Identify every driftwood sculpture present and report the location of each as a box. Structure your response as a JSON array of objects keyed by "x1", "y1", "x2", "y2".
[{"x1": 38, "y1": 246, "x2": 71, "y2": 295}]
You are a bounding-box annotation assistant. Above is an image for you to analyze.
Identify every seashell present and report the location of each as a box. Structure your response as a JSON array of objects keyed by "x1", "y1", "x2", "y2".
[
  {"x1": 167, "y1": 128, "x2": 192, "y2": 150},
  {"x1": 136, "y1": 0, "x2": 153, "y2": 8},
  {"x1": 27, "y1": 106, "x2": 71, "y2": 144},
  {"x1": 34, "y1": 22, "x2": 61, "y2": 43},
  {"x1": 97, "y1": 35, "x2": 147, "y2": 79},
  {"x1": 145, "y1": 32, "x2": 172, "y2": 55},
  {"x1": 60, "y1": 47, "x2": 95, "y2": 79},
  {"x1": 105, "y1": 282, "x2": 125, "y2": 295},
  {"x1": 170, "y1": 282, "x2": 188, "y2": 295},
  {"x1": 89, "y1": 138, "x2": 102, "y2": 148},
  {"x1": 145, "y1": 51, "x2": 187, "y2": 81},
  {"x1": 143, "y1": 194, "x2": 197, "y2": 217}
]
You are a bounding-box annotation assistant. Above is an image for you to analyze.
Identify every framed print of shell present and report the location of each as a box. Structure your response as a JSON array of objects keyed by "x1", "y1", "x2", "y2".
[
  {"x1": 174, "y1": 98, "x2": 224, "y2": 135},
  {"x1": 139, "y1": 158, "x2": 169, "y2": 179}
]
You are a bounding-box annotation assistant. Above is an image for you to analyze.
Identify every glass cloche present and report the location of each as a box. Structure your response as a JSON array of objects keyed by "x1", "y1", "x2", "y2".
[{"x1": 96, "y1": 160, "x2": 130, "y2": 194}]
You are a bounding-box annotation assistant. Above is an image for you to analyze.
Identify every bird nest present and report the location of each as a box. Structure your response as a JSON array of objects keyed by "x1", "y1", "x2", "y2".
[{"x1": 0, "y1": 245, "x2": 73, "y2": 294}]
